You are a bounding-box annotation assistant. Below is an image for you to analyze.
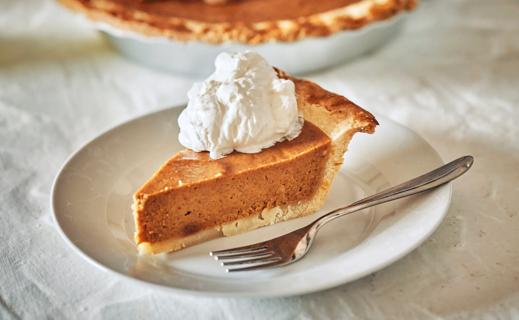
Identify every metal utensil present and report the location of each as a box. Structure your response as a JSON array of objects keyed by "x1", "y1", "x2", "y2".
[{"x1": 210, "y1": 155, "x2": 474, "y2": 272}]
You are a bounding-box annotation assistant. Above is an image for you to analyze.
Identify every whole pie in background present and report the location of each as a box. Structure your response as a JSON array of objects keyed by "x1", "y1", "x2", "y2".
[{"x1": 58, "y1": 0, "x2": 417, "y2": 44}]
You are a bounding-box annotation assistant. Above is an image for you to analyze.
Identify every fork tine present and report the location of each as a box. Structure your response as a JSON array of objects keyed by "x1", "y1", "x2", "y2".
[
  {"x1": 226, "y1": 258, "x2": 286, "y2": 272},
  {"x1": 215, "y1": 250, "x2": 274, "y2": 261},
  {"x1": 211, "y1": 247, "x2": 269, "y2": 259},
  {"x1": 210, "y1": 244, "x2": 268, "y2": 257},
  {"x1": 220, "y1": 253, "x2": 278, "y2": 266}
]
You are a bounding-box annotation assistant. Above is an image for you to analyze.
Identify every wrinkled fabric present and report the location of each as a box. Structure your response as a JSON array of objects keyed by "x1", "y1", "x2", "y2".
[{"x1": 1, "y1": 0, "x2": 518, "y2": 319}]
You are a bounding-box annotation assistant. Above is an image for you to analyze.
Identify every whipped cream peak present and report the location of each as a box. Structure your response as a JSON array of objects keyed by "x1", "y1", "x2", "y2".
[{"x1": 178, "y1": 51, "x2": 303, "y2": 159}]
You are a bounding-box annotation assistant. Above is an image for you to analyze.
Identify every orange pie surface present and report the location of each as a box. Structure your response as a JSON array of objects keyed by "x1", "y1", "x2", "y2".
[
  {"x1": 134, "y1": 121, "x2": 330, "y2": 245},
  {"x1": 80, "y1": 0, "x2": 364, "y2": 23}
]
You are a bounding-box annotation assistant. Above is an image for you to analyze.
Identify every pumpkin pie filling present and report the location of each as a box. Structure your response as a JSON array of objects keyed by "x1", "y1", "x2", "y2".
[
  {"x1": 134, "y1": 121, "x2": 330, "y2": 245},
  {"x1": 79, "y1": 0, "x2": 365, "y2": 23}
]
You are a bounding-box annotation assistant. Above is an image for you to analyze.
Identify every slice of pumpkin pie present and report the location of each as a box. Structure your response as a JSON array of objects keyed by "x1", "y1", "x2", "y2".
[{"x1": 133, "y1": 52, "x2": 377, "y2": 254}]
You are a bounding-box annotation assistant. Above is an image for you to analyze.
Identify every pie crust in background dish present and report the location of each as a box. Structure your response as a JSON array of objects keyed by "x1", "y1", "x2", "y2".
[{"x1": 58, "y1": 0, "x2": 417, "y2": 44}]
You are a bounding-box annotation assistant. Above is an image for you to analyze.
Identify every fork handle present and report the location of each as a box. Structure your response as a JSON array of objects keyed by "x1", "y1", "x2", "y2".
[{"x1": 312, "y1": 155, "x2": 474, "y2": 231}]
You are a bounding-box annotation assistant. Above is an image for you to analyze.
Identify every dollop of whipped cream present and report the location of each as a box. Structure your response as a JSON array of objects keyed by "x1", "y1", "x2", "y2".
[{"x1": 178, "y1": 51, "x2": 303, "y2": 159}]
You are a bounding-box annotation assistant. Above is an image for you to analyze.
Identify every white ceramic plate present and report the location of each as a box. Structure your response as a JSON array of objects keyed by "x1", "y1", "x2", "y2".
[{"x1": 52, "y1": 107, "x2": 451, "y2": 297}]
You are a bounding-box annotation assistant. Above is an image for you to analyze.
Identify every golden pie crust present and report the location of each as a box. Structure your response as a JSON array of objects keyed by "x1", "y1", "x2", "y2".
[{"x1": 58, "y1": 0, "x2": 417, "y2": 44}]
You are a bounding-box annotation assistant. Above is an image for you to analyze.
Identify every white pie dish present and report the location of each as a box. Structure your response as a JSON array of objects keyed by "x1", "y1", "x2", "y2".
[{"x1": 93, "y1": 13, "x2": 407, "y2": 77}]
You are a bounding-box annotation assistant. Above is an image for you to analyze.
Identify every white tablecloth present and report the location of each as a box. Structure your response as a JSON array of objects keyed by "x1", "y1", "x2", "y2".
[{"x1": 1, "y1": 0, "x2": 519, "y2": 318}]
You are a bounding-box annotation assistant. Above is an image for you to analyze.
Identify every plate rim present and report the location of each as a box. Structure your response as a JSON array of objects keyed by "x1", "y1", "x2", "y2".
[{"x1": 51, "y1": 106, "x2": 451, "y2": 298}]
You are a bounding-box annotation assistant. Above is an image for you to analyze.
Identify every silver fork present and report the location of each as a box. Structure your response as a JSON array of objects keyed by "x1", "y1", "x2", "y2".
[{"x1": 210, "y1": 155, "x2": 474, "y2": 272}]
